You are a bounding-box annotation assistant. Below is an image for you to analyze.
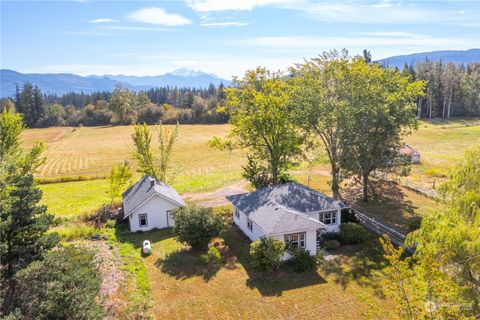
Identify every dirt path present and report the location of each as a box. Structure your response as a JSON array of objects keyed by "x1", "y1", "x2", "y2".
[{"x1": 182, "y1": 180, "x2": 250, "y2": 207}]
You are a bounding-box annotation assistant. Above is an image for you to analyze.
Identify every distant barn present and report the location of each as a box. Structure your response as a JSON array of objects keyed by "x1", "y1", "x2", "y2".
[{"x1": 399, "y1": 145, "x2": 421, "y2": 164}]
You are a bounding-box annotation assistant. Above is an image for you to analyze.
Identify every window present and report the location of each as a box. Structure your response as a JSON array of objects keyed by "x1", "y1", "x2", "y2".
[
  {"x1": 319, "y1": 211, "x2": 337, "y2": 225},
  {"x1": 235, "y1": 208, "x2": 240, "y2": 219},
  {"x1": 284, "y1": 232, "x2": 306, "y2": 250},
  {"x1": 138, "y1": 213, "x2": 148, "y2": 227},
  {"x1": 247, "y1": 218, "x2": 253, "y2": 231}
]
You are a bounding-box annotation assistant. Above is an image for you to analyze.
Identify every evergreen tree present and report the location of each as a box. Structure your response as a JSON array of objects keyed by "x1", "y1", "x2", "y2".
[{"x1": 0, "y1": 109, "x2": 59, "y2": 312}]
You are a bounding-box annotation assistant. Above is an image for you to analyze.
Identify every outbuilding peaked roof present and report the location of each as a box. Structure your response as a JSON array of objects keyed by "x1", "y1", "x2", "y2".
[
  {"x1": 248, "y1": 201, "x2": 324, "y2": 235},
  {"x1": 122, "y1": 176, "x2": 186, "y2": 218},
  {"x1": 227, "y1": 182, "x2": 348, "y2": 215}
]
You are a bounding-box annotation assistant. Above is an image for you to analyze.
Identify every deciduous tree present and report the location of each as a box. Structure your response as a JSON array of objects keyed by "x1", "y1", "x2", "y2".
[{"x1": 217, "y1": 67, "x2": 303, "y2": 187}]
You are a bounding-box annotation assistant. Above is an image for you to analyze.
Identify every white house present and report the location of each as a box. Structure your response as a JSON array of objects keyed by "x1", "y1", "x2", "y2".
[
  {"x1": 226, "y1": 183, "x2": 350, "y2": 260},
  {"x1": 122, "y1": 176, "x2": 186, "y2": 232}
]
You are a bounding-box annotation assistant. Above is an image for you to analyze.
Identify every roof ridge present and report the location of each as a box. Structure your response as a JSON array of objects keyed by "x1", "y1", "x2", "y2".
[{"x1": 267, "y1": 200, "x2": 324, "y2": 225}]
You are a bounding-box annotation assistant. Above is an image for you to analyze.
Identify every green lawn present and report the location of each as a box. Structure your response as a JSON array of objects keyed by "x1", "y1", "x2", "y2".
[{"x1": 111, "y1": 224, "x2": 396, "y2": 319}]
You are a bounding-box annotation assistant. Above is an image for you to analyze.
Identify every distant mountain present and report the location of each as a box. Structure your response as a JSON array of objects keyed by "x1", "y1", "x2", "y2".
[
  {"x1": 378, "y1": 49, "x2": 480, "y2": 69},
  {"x1": 99, "y1": 68, "x2": 228, "y2": 89},
  {"x1": 0, "y1": 68, "x2": 230, "y2": 97}
]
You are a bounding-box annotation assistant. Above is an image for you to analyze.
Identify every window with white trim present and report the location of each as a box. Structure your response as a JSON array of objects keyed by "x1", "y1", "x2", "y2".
[
  {"x1": 138, "y1": 213, "x2": 148, "y2": 227},
  {"x1": 284, "y1": 232, "x2": 306, "y2": 250},
  {"x1": 235, "y1": 208, "x2": 240, "y2": 219},
  {"x1": 319, "y1": 211, "x2": 337, "y2": 225},
  {"x1": 247, "y1": 218, "x2": 253, "y2": 231}
]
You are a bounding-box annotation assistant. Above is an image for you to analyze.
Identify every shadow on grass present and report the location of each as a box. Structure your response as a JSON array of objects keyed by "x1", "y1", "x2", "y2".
[
  {"x1": 223, "y1": 226, "x2": 327, "y2": 297},
  {"x1": 343, "y1": 180, "x2": 420, "y2": 232},
  {"x1": 154, "y1": 247, "x2": 222, "y2": 281},
  {"x1": 319, "y1": 234, "x2": 388, "y2": 298}
]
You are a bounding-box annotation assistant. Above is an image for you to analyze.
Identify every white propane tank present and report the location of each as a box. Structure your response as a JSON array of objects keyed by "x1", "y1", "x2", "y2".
[{"x1": 142, "y1": 240, "x2": 152, "y2": 254}]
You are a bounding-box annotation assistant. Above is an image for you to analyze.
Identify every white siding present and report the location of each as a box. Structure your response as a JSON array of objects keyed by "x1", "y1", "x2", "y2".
[
  {"x1": 128, "y1": 194, "x2": 181, "y2": 232},
  {"x1": 305, "y1": 208, "x2": 342, "y2": 233},
  {"x1": 272, "y1": 229, "x2": 318, "y2": 260},
  {"x1": 233, "y1": 206, "x2": 318, "y2": 261},
  {"x1": 233, "y1": 207, "x2": 266, "y2": 241}
]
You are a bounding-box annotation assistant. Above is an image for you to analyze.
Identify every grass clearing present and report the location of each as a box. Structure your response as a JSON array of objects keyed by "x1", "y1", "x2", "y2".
[
  {"x1": 112, "y1": 225, "x2": 395, "y2": 319},
  {"x1": 404, "y1": 118, "x2": 480, "y2": 187}
]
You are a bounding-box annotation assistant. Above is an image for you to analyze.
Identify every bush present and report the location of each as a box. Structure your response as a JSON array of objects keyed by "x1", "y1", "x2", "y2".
[
  {"x1": 250, "y1": 237, "x2": 285, "y2": 273},
  {"x1": 200, "y1": 245, "x2": 222, "y2": 266},
  {"x1": 341, "y1": 209, "x2": 359, "y2": 223},
  {"x1": 323, "y1": 239, "x2": 341, "y2": 250},
  {"x1": 288, "y1": 249, "x2": 316, "y2": 272},
  {"x1": 339, "y1": 222, "x2": 369, "y2": 244},
  {"x1": 13, "y1": 246, "x2": 103, "y2": 320},
  {"x1": 173, "y1": 205, "x2": 224, "y2": 250},
  {"x1": 408, "y1": 216, "x2": 422, "y2": 232}
]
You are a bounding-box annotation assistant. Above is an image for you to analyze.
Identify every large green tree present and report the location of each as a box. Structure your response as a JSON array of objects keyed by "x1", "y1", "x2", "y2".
[
  {"x1": 289, "y1": 50, "x2": 352, "y2": 197},
  {"x1": 408, "y1": 147, "x2": 480, "y2": 316},
  {"x1": 0, "y1": 109, "x2": 59, "y2": 312},
  {"x1": 220, "y1": 67, "x2": 303, "y2": 187},
  {"x1": 382, "y1": 147, "x2": 480, "y2": 319},
  {"x1": 343, "y1": 57, "x2": 424, "y2": 201},
  {"x1": 14, "y1": 82, "x2": 45, "y2": 127}
]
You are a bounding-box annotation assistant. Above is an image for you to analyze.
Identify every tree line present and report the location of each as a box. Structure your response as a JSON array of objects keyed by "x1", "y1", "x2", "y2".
[
  {"x1": 402, "y1": 60, "x2": 480, "y2": 118},
  {"x1": 0, "y1": 82, "x2": 228, "y2": 128}
]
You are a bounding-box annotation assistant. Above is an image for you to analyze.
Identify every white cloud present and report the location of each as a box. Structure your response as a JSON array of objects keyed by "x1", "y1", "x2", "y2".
[
  {"x1": 186, "y1": 0, "x2": 293, "y2": 12},
  {"x1": 200, "y1": 21, "x2": 248, "y2": 27},
  {"x1": 88, "y1": 18, "x2": 118, "y2": 24},
  {"x1": 100, "y1": 25, "x2": 170, "y2": 32},
  {"x1": 128, "y1": 7, "x2": 191, "y2": 26}
]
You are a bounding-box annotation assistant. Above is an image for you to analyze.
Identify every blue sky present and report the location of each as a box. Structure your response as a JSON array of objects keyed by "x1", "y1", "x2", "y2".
[{"x1": 1, "y1": 0, "x2": 479, "y2": 79}]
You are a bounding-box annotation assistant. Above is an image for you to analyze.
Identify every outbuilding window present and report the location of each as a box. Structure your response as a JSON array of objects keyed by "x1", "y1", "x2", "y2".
[
  {"x1": 284, "y1": 232, "x2": 306, "y2": 250},
  {"x1": 319, "y1": 211, "x2": 337, "y2": 225},
  {"x1": 235, "y1": 208, "x2": 240, "y2": 219},
  {"x1": 139, "y1": 213, "x2": 148, "y2": 227},
  {"x1": 247, "y1": 218, "x2": 253, "y2": 231}
]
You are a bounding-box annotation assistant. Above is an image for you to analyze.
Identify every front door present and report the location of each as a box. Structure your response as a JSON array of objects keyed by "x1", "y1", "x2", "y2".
[{"x1": 166, "y1": 210, "x2": 174, "y2": 227}]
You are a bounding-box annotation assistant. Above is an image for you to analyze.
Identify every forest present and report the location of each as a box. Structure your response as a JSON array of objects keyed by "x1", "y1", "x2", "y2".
[{"x1": 0, "y1": 83, "x2": 227, "y2": 127}]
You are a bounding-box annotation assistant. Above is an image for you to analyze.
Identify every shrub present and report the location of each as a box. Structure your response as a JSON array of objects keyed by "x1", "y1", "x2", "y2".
[
  {"x1": 288, "y1": 249, "x2": 316, "y2": 272},
  {"x1": 200, "y1": 245, "x2": 222, "y2": 266},
  {"x1": 315, "y1": 250, "x2": 324, "y2": 265},
  {"x1": 173, "y1": 205, "x2": 224, "y2": 250},
  {"x1": 13, "y1": 246, "x2": 103, "y2": 320},
  {"x1": 408, "y1": 216, "x2": 422, "y2": 232},
  {"x1": 320, "y1": 231, "x2": 341, "y2": 241},
  {"x1": 339, "y1": 222, "x2": 369, "y2": 244},
  {"x1": 250, "y1": 237, "x2": 285, "y2": 273},
  {"x1": 323, "y1": 239, "x2": 341, "y2": 250},
  {"x1": 341, "y1": 209, "x2": 359, "y2": 223}
]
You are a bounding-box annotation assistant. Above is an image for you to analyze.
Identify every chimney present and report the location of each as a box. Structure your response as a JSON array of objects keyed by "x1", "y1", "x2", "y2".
[{"x1": 150, "y1": 178, "x2": 155, "y2": 187}]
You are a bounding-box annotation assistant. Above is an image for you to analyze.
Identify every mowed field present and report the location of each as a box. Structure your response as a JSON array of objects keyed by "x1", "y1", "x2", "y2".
[{"x1": 22, "y1": 124, "x2": 243, "y2": 180}]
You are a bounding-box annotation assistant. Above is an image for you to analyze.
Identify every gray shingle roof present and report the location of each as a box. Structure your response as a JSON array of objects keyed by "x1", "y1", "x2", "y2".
[
  {"x1": 249, "y1": 201, "x2": 324, "y2": 235},
  {"x1": 227, "y1": 183, "x2": 348, "y2": 235},
  {"x1": 227, "y1": 182, "x2": 348, "y2": 214},
  {"x1": 122, "y1": 176, "x2": 186, "y2": 218}
]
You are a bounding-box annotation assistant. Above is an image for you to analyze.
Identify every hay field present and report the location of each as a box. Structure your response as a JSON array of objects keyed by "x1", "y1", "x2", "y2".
[{"x1": 22, "y1": 124, "x2": 244, "y2": 180}]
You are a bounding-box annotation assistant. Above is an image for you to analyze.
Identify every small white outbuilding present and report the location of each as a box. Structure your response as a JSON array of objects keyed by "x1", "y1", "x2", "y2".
[{"x1": 122, "y1": 176, "x2": 186, "y2": 232}]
